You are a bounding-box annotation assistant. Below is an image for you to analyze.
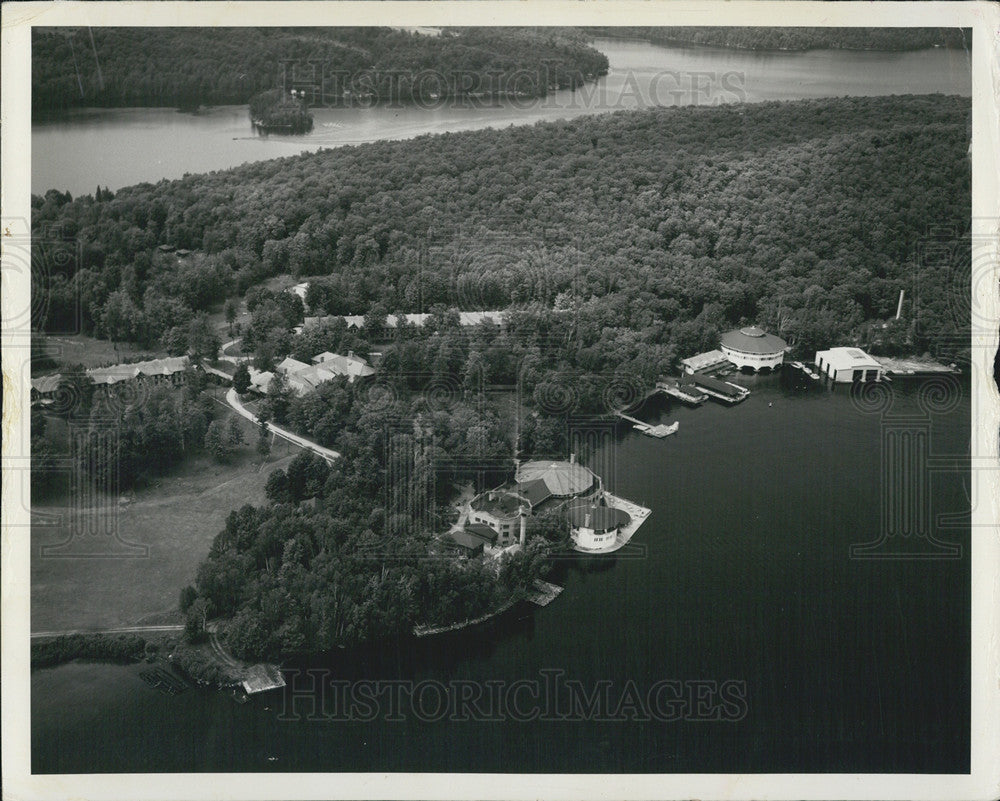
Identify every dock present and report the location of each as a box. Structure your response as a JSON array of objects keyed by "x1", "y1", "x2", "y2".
[
  {"x1": 641, "y1": 422, "x2": 679, "y2": 438},
  {"x1": 241, "y1": 663, "x2": 286, "y2": 695},
  {"x1": 789, "y1": 361, "x2": 821, "y2": 381},
  {"x1": 616, "y1": 411, "x2": 679, "y2": 438},
  {"x1": 688, "y1": 373, "x2": 750, "y2": 403},
  {"x1": 873, "y1": 356, "x2": 960, "y2": 375},
  {"x1": 656, "y1": 379, "x2": 708, "y2": 405},
  {"x1": 526, "y1": 580, "x2": 563, "y2": 607}
]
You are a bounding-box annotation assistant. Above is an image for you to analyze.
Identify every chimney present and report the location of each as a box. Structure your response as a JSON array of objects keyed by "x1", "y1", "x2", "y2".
[
  {"x1": 348, "y1": 350, "x2": 355, "y2": 360},
  {"x1": 519, "y1": 506, "x2": 526, "y2": 546},
  {"x1": 570, "y1": 452, "x2": 576, "y2": 465},
  {"x1": 584, "y1": 512, "x2": 592, "y2": 529}
]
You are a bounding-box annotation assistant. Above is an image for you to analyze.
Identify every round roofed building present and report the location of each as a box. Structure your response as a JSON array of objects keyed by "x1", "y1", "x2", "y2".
[
  {"x1": 720, "y1": 326, "x2": 786, "y2": 372},
  {"x1": 514, "y1": 459, "x2": 600, "y2": 503},
  {"x1": 567, "y1": 500, "x2": 631, "y2": 551}
]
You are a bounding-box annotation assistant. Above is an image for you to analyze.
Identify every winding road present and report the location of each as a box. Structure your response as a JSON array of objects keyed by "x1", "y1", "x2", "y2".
[{"x1": 225, "y1": 388, "x2": 340, "y2": 462}]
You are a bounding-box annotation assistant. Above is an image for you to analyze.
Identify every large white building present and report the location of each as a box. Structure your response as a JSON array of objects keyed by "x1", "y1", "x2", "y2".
[
  {"x1": 815, "y1": 347, "x2": 885, "y2": 382},
  {"x1": 719, "y1": 326, "x2": 787, "y2": 372}
]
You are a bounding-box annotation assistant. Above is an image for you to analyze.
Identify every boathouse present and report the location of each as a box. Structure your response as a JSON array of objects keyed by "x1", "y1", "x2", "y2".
[
  {"x1": 567, "y1": 500, "x2": 631, "y2": 551},
  {"x1": 719, "y1": 326, "x2": 786, "y2": 371},
  {"x1": 680, "y1": 349, "x2": 730, "y2": 375},
  {"x1": 688, "y1": 373, "x2": 750, "y2": 403},
  {"x1": 815, "y1": 347, "x2": 885, "y2": 382}
]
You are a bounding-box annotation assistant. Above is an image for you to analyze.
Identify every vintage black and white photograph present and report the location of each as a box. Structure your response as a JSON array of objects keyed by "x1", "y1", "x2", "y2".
[{"x1": 2, "y1": 2, "x2": 999, "y2": 799}]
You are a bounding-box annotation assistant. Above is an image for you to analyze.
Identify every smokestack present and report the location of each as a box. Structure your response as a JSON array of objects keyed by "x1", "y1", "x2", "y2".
[
  {"x1": 519, "y1": 506, "x2": 526, "y2": 546},
  {"x1": 895, "y1": 289, "x2": 905, "y2": 320},
  {"x1": 584, "y1": 512, "x2": 592, "y2": 529}
]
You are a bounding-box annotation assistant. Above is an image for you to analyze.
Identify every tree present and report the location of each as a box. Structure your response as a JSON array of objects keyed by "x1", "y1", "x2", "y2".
[
  {"x1": 224, "y1": 298, "x2": 238, "y2": 336},
  {"x1": 204, "y1": 420, "x2": 230, "y2": 462},
  {"x1": 265, "y1": 468, "x2": 290, "y2": 504},
  {"x1": 256, "y1": 416, "x2": 272, "y2": 461},
  {"x1": 187, "y1": 312, "x2": 220, "y2": 363},
  {"x1": 227, "y1": 416, "x2": 246, "y2": 448},
  {"x1": 101, "y1": 289, "x2": 144, "y2": 346},
  {"x1": 263, "y1": 372, "x2": 291, "y2": 423},
  {"x1": 232, "y1": 362, "x2": 251, "y2": 394},
  {"x1": 179, "y1": 584, "x2": 198, "y2": 614},
  {"x1": 184, "y1": 597, "x2": 210, "y2": 641}
]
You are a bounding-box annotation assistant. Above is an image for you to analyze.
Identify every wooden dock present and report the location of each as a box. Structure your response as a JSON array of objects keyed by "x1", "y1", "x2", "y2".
[
  {"x1": 526, "y1": 580, "x2": 563, "y2": 607},
  {"x1": 616, "y1": 411, "x2": 679, "y2": 438}
]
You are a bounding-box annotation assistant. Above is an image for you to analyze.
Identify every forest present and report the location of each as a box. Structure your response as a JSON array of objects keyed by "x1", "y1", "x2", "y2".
[
  {"x1": 183, "y1": 389, "x2": 559, "y2": 660},
  {"x1": 31, "y1": 27, "x2": 609, "y2": 113},
  {"x1": 33, "y1": 94, "x2": 971, "y2": 369},
  {"x1": 584, "y1": 26, "x2": 970, "y2": 52}
]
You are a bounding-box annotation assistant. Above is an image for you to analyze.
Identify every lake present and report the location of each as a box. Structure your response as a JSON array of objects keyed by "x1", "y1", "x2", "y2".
[
  {"x1": 32, "y1": 374, "x2": 970, "y2": 773},
  {"x1": 31, "y1": 38, "x2": 972, "y2": 196}
]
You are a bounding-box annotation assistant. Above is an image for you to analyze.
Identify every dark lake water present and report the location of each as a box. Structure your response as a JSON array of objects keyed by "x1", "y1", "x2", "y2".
[
  {"x1": 31, "y1": 38, "x2": 971, "y2": 196},
  {"x1": 32, "y1": 374, "x2": 970, "y2": 773}
]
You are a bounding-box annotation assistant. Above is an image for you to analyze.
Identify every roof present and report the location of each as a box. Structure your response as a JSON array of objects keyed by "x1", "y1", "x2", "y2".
[
  {"x1": 515, "y1": 460, "x2": 596, "y2": 497},
  {"x1": 312, "y1": 351, "x2": 376, "y2": 380},
  {"x1": 720, "y1": 326, "x2": 787, "y2": 355},
  {"x1": 514, "y1": 478, "x2": 552, "y2": 508},
  {"x1": 465, "y1": 524, "x2": 499, "y2": 543},
  {"x1": 448, "y1": 530, "x2": 487, "y2": 551},
  {"x1": 87, "y1": 356, "x2": 189, "y2": 385},
  {"x1": 680, "y1": 349, "x2": 730, "y2": 372},
  {"x1": 566, "y1": 500, "x2": 631, "y2": 531},
  {"x1": 471, "y1": 489, "x2": 524, "y2": 518},
  {"x1": 689, "y1": 373, "x2": 745, "y2": 397},
  {"x1": 31, "y1": 374, "x2": 62, "y2": 394},
  {"x1": 816, "y1": 347, "x2": 882, "y2": 371},
  {"x1": 341, "y1": 311, "x2": 506, "y2": 329},
  {"x1": 276, "y1": 357, "x2": 311, "y2": 375}
]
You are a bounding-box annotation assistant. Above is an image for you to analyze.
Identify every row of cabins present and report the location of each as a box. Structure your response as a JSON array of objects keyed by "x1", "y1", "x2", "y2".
[
  {"x1": 449, "y1": 456, "x2": 630, "y2": 555},
  {"x1": 302, "y1": 311, "x2": 506, "y2": 331},
  {"x1": 248, "y1": 350, "x2": 376, "y2": 396},
  {"x1": 31, "y1": 356, "x2": 190, "y2": 406}
]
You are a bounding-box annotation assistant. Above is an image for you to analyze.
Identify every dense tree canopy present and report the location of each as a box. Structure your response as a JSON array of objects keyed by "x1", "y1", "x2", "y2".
[
  {"x1": 32, "y1": 27, "x2": 609, "y2": 113},
  {"x1": 33, "y1": 95, "x2": 971, "y2": 367},
  {"x1": 585, "y1": 27, "x2": 970, "y2": 52}
]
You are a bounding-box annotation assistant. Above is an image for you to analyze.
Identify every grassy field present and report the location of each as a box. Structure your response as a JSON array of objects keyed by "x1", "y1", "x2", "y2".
[
  {"x1": 39, "y1": 334, "x2": 154, "y2": 372},
  {"x1": 31, "y1": 404, "x2": 301, "y2": 632}
]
